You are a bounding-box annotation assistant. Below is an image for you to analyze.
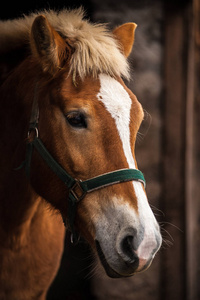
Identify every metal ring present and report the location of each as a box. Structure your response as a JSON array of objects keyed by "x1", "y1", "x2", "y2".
[
  {"x1": 27, "y1": 127, "x2": 39, "y2": 138},
  {"x1": 70, "y1": 233, "x2": 80, "y2": 245}
]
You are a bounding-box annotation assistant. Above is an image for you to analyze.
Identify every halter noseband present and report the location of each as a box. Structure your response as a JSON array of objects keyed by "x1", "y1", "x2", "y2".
[{"x1": 17, "y1": 85, "x2": 146, "y2": 241}]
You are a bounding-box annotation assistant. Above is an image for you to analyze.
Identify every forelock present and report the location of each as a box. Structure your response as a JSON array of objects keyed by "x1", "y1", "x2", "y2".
[{"x1": 0, "y1": 8, "x2": 130, "y2": 80}]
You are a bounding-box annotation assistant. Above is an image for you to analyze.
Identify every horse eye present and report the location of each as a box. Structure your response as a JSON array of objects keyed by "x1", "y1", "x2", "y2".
[{"x1": 65, "y1": 112, "x2": 87, "y2": 129}]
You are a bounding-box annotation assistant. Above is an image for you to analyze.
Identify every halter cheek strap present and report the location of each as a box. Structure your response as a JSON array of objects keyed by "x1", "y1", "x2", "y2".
[
  {"x1": 16, "y1": 85, "x2": 146, "y2": 242},
  {"x1": 27, "y1": 136, "x2": 145, "y2": 237}
]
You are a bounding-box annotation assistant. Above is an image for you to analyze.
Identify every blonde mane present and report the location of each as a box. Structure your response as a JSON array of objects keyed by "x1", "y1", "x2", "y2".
[{"x1": 0, "y1": 8, "x2": 130, "y2": 80}]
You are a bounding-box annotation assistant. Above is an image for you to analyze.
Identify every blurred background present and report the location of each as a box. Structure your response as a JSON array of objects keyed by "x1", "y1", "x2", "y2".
[{"x1": 1, "y1": 0, "x2": 199, "y2": 299}]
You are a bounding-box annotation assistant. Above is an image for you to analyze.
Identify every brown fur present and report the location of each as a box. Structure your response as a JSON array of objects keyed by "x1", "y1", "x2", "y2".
[
  {"x1": 113, "y1": 23, "x2": 137, "y2": 57},
  {"x1": 0, "y1": 9, "x2": 141, "y2": 299},
  {"x1": 0, "y1": 57, "x2": 65, "y2": 300}
]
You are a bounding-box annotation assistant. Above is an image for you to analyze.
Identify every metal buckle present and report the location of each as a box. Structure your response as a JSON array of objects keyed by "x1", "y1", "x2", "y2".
[
  {"x1": 69, "y1": 180, "x2": 86, "y2": 202},
  {"x1": 27, "y1": 127, "x2": 39, "y2": 138},
  {"x1": 70, "y1": 233, "x2": 81, "y2": 244}
]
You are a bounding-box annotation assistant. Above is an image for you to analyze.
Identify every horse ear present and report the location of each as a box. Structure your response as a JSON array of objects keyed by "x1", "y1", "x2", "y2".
[
  {"x1": 31, "y1": 15, "x2": 70, "y2": 74},
  {"x1": 113, "y1": 23, "x2": 137, "y2": 58}
]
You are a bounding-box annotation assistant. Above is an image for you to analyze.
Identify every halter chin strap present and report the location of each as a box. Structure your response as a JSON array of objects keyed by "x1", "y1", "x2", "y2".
[{"x1": 17, "y1": 85, "x2": 146, "y2": 241}]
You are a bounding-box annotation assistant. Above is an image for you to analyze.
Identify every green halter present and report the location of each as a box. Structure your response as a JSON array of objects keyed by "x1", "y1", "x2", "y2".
[{"x1": 17, "y1": 85, "x2": 146, "y2": 241}]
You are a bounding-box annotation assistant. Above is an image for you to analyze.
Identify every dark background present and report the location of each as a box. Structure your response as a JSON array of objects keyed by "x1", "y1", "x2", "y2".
[{"x1": 1, "y1": 1, "x2": 199, "y2": 299}]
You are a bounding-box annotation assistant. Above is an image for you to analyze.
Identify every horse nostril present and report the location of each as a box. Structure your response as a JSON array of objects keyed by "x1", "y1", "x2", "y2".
[{"x1": 121, "y1": 235, "x2": 138, "y2": 263}]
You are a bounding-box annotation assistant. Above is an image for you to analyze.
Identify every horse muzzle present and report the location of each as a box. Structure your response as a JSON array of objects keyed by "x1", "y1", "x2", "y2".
[{"x1": 95, "y1": 223, "x2": 162, "y2": 278}]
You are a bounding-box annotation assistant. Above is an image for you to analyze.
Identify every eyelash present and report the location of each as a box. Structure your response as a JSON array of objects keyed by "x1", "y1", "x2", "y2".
[{"x1": 65, "y1": 111, "x2": 87, "y2": 129}]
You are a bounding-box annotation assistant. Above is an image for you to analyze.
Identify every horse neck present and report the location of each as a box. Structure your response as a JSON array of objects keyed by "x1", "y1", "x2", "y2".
[{"x1": 0, "y1": 58, "x2": 42, "y2": 240}]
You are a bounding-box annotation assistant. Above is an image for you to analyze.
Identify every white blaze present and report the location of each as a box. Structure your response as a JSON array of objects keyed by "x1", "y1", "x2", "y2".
[{"x1": 97, "y1": 74, "x2": 159, "y2": 262}]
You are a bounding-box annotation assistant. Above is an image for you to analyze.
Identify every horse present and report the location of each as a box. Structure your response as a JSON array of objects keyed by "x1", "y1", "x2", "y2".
[{"x1": 0, "y1": 8, "x2": 162, "y2": 300}]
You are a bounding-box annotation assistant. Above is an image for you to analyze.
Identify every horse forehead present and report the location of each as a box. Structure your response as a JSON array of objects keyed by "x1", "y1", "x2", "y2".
[
  {"x1": 96, "y1": 73, "x2": 136, "y2": 166},
  {"x1": 96, "y1": 74, "x2": 133, "y2": 121},
  {"x1": 95, "y1": 74, "x2": 144, "y2": 129}
]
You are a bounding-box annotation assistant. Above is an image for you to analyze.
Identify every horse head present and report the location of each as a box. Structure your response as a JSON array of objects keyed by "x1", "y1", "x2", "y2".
[{"x1": 25, "y1": 11, "x2": 162, "y2": 278}]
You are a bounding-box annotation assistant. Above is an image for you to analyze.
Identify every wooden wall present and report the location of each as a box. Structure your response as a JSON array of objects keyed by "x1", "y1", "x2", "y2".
[
  {"x1": 162, "y1": 1, "x2": 200, "y2": 299},
  {"x1": 162, "y1": 2, "x2": 189, "y2": 299},
  {"x1": 185, "y1": 0, "x2": 200, "y2": 299}
]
